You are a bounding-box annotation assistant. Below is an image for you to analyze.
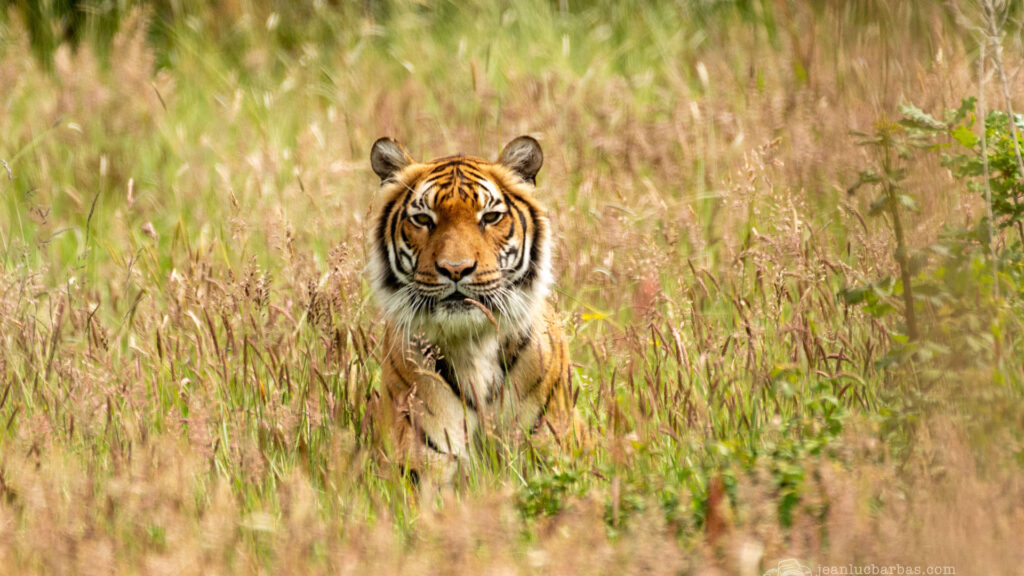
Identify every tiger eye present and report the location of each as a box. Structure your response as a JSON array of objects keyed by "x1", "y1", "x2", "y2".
[
  {"x1": 481, "y1": 211, "x2": 503, "y2": 225},
  {"x1": 412, "y1": 214, "x2": 433, "y2": 227}
]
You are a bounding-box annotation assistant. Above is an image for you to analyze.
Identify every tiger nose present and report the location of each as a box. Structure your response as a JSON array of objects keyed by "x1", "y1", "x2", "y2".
[{"x1": 436, "y1": 259, "x2": 477, "y2": 281}]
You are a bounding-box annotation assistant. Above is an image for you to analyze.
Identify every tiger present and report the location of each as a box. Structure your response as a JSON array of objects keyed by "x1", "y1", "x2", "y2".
[{"x1": 367, "y1": 135, "x2": 578, "y2": 482}]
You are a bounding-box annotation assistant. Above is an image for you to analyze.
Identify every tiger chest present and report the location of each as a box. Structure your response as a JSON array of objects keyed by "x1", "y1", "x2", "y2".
[{"x1": 436, "y1": 334, "x2": 505, "y2": 411}]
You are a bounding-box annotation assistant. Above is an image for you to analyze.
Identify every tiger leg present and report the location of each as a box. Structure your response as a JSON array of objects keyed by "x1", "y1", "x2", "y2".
[{"x1": 377, "y1": 349, "x2": 479, "y2": 483}]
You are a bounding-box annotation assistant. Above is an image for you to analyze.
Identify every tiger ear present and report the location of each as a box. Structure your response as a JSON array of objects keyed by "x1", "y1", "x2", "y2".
[
  {"x1": 498, "y1": 135, "x2": 543, "y2": 186},
  {"x1": 371, "y1": 137, "x2": 414, "y2": 183}
]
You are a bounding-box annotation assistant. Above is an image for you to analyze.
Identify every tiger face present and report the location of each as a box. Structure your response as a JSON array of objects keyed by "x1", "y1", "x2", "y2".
[{"x1": 369, "y1": 136, "x2": 552, "y2": 340}]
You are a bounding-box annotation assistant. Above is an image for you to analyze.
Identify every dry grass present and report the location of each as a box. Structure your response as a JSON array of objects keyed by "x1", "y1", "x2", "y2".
[{"x1": 0, "y1": 1, "x2": 1023, "y2": 574}]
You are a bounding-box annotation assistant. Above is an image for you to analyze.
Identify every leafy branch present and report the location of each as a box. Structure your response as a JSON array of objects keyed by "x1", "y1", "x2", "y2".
[{"x1": 847, "y1": 117, "x2": 929, "y2": 341}]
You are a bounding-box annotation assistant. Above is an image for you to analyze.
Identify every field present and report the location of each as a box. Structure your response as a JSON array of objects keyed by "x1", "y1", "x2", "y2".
[{"x1": 1, "y1": 1, "x2": 1024, "y2": 574}]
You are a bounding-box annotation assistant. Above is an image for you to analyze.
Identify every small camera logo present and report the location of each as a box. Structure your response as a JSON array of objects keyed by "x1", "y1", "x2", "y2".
[{"x1": 764, "y1": 558, "x2": 813, "y2": 576}]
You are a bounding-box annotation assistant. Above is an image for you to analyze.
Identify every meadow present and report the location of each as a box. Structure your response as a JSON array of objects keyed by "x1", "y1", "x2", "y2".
[{"x1": 1, "y1": 1, "x2": 1023, "y2": 574}]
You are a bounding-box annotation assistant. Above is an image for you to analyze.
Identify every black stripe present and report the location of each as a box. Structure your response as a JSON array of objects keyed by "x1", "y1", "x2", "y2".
[
  {"x1": 402, "y1": 412, "x2": 447, "y2": 455},
  {"x1": 428, "y1": 158, "x2": 487, "y2": 178},
  {"x1": 496, "y1": 187, "x2": 517, "y2": 242},
  {"x1": 397, "y1": 228, "x2": 413, "y2": 273},
  {"x1": 500, "y1": 332, "x2": 532, "y2": 377},
  {"x1": 386, "y1": 189, "x2": 421, "y2": 284},
  {"x1": 502, "y1": 196, "x2": 517, "y2": 241},
  {"x1": 532, "y1": 383, "x2": 559, "y2": 433},
  {"x1": 423, "y1": 432, "x2": 446, "y2": 454},
  {"x1": 434, "y1": 357, "x2": 475, "y2": 410},
  {"x1": 385, "y1": 200, "x2": 406, "y2": 278},
  {"x1": 507, "y1": 200, "x2": 529, "y2": 274},
  {"x1": 514, "y1": 202, "x2": 543, "y2": 289},
  {"x1": 376, "y1": 199, "x2": 401, "y2": 290},
  {"x1": 426, "y1": 175, "x2": 453, "y2": 190},
  {"x1": 487, "y1": 333, "x2": 533, "y2": 405},
  {"x1": 457, "y1": 162, "x2": 487, "y2": 177},
  {"x1": 428, "y1": 158, "x2": 467, "y2": 172}
]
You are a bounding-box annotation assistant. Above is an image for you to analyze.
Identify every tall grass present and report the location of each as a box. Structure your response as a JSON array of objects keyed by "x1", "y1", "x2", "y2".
[{"x1": 1, "y1": 1, "x2": 1023, "y2": 574}]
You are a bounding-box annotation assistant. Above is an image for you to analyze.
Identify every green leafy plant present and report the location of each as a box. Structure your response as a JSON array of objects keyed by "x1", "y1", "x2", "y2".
[
  {"x1": 845, "y1": 98, "x2": 1024, "y2": 371},
  {"x1": 518, "y1": 469, "x2": 584, "y2": 519},
  {"x1": 846, "y1": 109, "x2": 943, "y2": 341},
  {"x1": 874, "y1": 98, "x2": 1024, "y2": 245},
  {"x1": 944, "y1": 107, "x2": 1024, "y2": 241}
]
